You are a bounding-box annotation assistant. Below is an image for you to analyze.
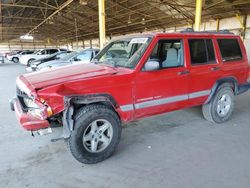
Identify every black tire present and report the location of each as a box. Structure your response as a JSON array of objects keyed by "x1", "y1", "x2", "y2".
[
  {"x1": 12, "y1": 57, "x2": 19, "y2": 63},
  {"x1": 27, "y1": 59, "x2": 35, "y2": 67},
  {"x1": 68, "y1": 104, "x2": 121, "y2": 164},
  {"x1": 202, "y1": 83, "x2": 235, "y2": 123}
]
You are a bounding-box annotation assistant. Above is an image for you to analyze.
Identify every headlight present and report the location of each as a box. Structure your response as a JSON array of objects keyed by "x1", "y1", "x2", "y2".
[
  {"x1": 23, "y1": 98, "x2": 39, "y2": 108},
  {"x1": 16, "y1": 76, "x2": 31, "y2": 95}
]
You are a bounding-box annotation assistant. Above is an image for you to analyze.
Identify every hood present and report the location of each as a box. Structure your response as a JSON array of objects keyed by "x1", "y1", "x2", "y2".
[
  {"x1": 22, "y1": 63, "x2": 118, "y2": 89},
  {"x1": 37, "y1": 60, "x2": 69, "y2": 68},
  {"x1": 33, "y1": 54, "x2": 57, "y2": 65}
]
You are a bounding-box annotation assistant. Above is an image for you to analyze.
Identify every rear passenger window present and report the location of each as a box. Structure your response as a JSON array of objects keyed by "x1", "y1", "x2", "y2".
[
  {"x1": 217, "y1": 39, "x2": 242, "y2": 62},
  {"x1": 189, "y1": 39, "x2": 215, "y2": 65},
  {"x1": 47, "y1": 49, "x2": 58, "y2": 54}
]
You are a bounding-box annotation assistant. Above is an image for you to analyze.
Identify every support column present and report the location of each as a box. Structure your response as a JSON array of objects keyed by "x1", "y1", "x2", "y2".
[
  {"x1": 98, "y1": 0, "x2": 106, "y2": 49},
  {"x1": 216, "y1": 18, "x2": 220, "y2": 32},
  {"x1": 242, "y1": 15, "x2": 247, "y2": 40},
  {"x1": 90, "y1": 39, "x2": 92, "y2": 48},
  {"x1": 194, "y1": 0, "x2": 203, "y2": 31},
  {"x1": 74, "y1": 17, "x2": 79, "y2": 49},
  {"x1": 236, "y1": 14, "x2": 247, "y2": 41}
]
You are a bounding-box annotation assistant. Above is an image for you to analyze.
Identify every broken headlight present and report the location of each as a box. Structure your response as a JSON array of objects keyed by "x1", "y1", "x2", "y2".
[{"x1": 23, "y1": 98, "x2": 39, "y2": 109}]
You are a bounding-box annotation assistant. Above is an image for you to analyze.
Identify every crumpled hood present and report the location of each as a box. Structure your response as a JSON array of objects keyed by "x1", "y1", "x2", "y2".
[{"x1": 21, "y1": 63, "x2": 118, "y2": 89}]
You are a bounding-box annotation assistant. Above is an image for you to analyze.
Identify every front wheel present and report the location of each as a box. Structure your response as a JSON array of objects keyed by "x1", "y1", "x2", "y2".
[
  {"x1": 27, "y1": 59, "x2": 35, "y2": 67},
  {"x1": 12, "y1": 57, "x2": 19, "y2": 63},
  {"x1": 202, "y1": 83, "x2": 235, "y2": 123},
  {"x1": 68, "y1": 105, "x2": 121, "y2": 164}
]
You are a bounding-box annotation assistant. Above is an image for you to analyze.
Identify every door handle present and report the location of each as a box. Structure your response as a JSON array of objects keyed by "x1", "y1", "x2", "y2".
[
  {"x1": 178, "y1": 70, "x2": 190, "y2": 75},
  {"x1": 211, "y1": 67, "x2": 220, "y2": 71}
]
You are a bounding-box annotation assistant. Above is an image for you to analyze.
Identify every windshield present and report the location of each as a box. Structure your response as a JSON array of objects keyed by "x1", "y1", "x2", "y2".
[
  {"x1": 33, "y1": 50, "x2": 40, "y2": 54},
  {"x1": 94, "y1": 37, "x2": 152, "y2": 68},
  {"x1": 60, "y1": 51, "x2": 78, "y2": 61}
]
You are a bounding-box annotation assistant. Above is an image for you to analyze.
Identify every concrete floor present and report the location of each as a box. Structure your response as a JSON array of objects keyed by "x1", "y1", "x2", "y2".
[{"x1": 0, "y1": 62, "x2": 250, "y2": 188}]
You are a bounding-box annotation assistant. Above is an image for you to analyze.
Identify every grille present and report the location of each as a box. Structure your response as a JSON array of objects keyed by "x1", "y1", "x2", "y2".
[
  {"x1": 16, "y1": 86, "x2": 27, "y2": 97},
  {"x1": 16, "y1": 86, "x2": 29, "y2": 112}
]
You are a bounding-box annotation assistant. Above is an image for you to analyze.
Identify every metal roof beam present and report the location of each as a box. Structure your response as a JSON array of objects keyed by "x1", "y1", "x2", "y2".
[
  {"x1": 27, "y1": 0, "x2": 74, "y2": 35},
  {"x1": 1, "y1": 3, "x2": 56, "y2": 10}
]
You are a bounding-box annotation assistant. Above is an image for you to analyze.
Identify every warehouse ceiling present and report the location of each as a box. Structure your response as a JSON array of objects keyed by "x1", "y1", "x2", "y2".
[{"x1": 1, "y1": 0, "x2": 250, "y2": 43}]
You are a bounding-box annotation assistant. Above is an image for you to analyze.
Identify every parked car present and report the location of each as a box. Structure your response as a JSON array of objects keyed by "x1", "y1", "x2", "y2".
[
  {"x1": 0, "y1": 53, "x2": 4, "y2": 64},
  {"x1": 26, "y1": 51, "x2": 72, "y2": 72},
  {"x1": 10, "y1": 31, "x2": 250, "y2": 164},
  {"x1": 5, "y1": 50, "x2": 20, "y2": 59},
  {"x1": 35, "y1": 48, "x2": 99, "y2": 71},
  {"x1": 19, "y1": 48, "x2": 67, "y2": 66},
  {"x1": 7, "y1": 50, "x2": 35, "y2": 63}
]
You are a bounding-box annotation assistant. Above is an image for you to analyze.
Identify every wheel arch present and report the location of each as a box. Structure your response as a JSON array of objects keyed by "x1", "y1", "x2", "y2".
[
  {"x1": 205, "y1": 77, "x2": 238, "y2": 104},
  {"x1": 62, "y1": 94, "x2": 120, "y2": 138}
]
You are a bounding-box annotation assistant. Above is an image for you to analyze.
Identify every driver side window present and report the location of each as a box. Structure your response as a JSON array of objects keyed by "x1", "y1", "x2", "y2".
[
  {"x1": 40, "y1": 50, "x2": 46, "y2": 55},
  {"x1": 149, "y1": 39, "x2": 184, "y2": 69}
]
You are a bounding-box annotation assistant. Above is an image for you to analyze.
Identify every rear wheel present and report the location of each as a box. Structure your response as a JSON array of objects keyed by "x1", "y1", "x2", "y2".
[
  {"x1": 202, "y1": 83, "x2": 235, "y2": 123},
  {"x1": 68, "y1": 104, "x2": 121, "y2": 164},
  {"x1": 12, "y1": 57, "x2": 19, "y2": 63},
  {"x1": 27, "y1": 59, "x2": 35, "y2": 66}
]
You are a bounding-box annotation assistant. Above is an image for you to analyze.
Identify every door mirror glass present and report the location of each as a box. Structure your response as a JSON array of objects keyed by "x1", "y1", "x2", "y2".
[{"x1": 143, "y1": 60, "x2": 160, "y2": 71}]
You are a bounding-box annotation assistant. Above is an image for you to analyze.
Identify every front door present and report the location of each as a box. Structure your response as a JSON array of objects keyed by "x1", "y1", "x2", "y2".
[{"x1": 135, "y1": 38, "x2": 190, "y2": 119}]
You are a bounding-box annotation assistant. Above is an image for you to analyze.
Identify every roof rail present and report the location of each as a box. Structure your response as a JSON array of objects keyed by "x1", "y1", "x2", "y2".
[{"x1": 180, "y1": 28, "x2": 234, "y2": 35}]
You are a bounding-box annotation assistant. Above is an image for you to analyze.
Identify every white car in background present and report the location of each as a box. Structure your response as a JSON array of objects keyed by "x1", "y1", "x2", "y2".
[
  {"x1": 19, "y1": 48, "x2": 67, "y2": 66},
  {"x1": 6, "y1": 50, "x2": 35, "y2": 63}
]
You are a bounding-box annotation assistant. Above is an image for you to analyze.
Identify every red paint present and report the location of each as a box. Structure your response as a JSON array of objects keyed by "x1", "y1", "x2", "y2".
[
  {"x1": 13, "y1": 98, "x2": 49, "y2": 131},
  {"x1": 12, "y1": 33, "x2": 250, "y2": 131}
]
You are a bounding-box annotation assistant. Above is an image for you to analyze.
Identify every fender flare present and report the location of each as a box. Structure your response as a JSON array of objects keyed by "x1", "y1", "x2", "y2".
[
  {"x1": 62, "y1": 94, "x2": 118, "y2": 138},
  {"x1": 205, "y1": 77, "x2": 238, "y2": 104}
]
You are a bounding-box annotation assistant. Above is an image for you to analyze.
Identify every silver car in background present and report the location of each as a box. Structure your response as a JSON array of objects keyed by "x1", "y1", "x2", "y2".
[{"x1": 36, "y1": 48, "x2": 99, "y2": 71}]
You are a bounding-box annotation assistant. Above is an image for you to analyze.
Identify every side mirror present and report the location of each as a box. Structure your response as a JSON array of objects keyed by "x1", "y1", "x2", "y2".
[{"x1": 143, "y1": 60, "x2": 160, "y2": 71}]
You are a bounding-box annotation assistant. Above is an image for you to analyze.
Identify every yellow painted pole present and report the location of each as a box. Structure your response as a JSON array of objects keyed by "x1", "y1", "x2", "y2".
[
  {"x1": 236, "y1": 14, "x2": 245, "y2": 30},
  {"x1": 194, "y1": 0, "x2": 203, "y2": 31},
  {"x1": 98, "y1": 0, "x2": 106, "y2": 49},
  {"x1": 216, "y1": 18, "x2": 220, "y2": 32}
]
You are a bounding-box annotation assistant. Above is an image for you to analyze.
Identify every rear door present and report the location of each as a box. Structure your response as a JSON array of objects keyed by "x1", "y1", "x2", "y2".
[
  {"x1": 134, "y1": 37, "x2": 190, "y2": 118},
  {"x1": 187, "y1": 37, "x2": 221, "y2": 106}
]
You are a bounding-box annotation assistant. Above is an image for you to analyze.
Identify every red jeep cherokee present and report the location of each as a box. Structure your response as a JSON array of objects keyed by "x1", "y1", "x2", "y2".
[{"x1": 11, "y1": 31, "x2": 250, "y2": 164}]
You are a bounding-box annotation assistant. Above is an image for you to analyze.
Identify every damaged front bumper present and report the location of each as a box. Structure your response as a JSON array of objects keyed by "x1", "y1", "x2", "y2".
[{"x1": 10, "y1": 97, "x2": 50, "y2": 131}]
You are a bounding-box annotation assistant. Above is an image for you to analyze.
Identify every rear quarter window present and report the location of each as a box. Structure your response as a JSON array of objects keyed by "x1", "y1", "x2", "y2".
[{"x1": 217, "y1": 39, "x2": 242, "y2": 62}]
